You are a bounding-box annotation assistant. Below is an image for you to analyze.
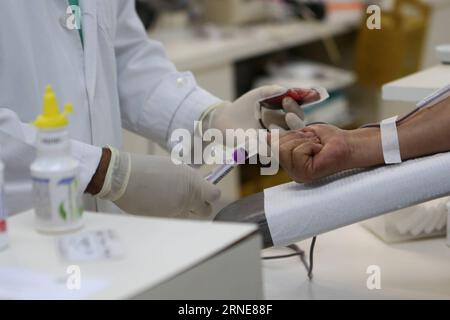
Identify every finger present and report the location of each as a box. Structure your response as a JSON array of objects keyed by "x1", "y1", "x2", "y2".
[
  {"x1": 292, "y1": 142, "x2": 323, "y2": 182},
  {"x1": 262, "y1": 109, "x2": 289, "y2": 130},
  {"x1": 268, "y1": 124, "x2": 286, "y2": 132},
  {"x1": 285, "y1": 113, "x2": 305, "y2": 130},
  {"x1": 282, "y1": 97, "x2": 305, "y2": 120},
  {"x1": 256, "y1": 85, "x2": 287, "y2": 100},
  {"x1": 202, "y1": 181, "x2": 222, "y2": 204},
  {"x1": 301, "y1": 126, "x2": 317, "y2": 136},
  {"x1": 293, "y1": 141, "x2": 323, "y2": 157},
  {"x1": 296, "y1": 130, "x2": 317, "y2": 139},
  {"x1": 279, "y1": 130, "x2": 312, "y2": 145},
  {"x1": 279, "y1": 139, "x2": 312, "y2": 171},
  {"x1": 191, "y1": 200, "x2": 213, "y2": 218},
  {"x1": 280, "y1": 136, "x2": 320, "y2": 151},
  {"x1": 279, "y1": 131, "x2": 300, "y2": 145},
  {"x1": 191, "y1": 181, "x2": 220, "y2": 218}
]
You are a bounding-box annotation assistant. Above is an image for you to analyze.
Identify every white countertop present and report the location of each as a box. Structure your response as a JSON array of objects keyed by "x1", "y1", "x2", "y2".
[
  {"x1": 263, "y1": 223, "x2": 450, "y2": 299},
  {"x1": 3, "y1": 211, "x2": 448, "y2": 299},
  {"x1": 152, "y1": 12, "x2": 361, "y2": 71},
  {"x1": 382, "y1": 65, "x2": 450, "y2": 102},
  {"x1": 0, "y1": 211, "x2": 259, "y2": 300}
]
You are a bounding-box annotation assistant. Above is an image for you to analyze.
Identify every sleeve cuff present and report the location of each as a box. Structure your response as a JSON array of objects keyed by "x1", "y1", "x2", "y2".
[
  {"x1": 169, "y1": 85, "x2": 221, "y2": 144},
  {"x1": 70, "y1": 140, "x2": 102, "y2": 193}
]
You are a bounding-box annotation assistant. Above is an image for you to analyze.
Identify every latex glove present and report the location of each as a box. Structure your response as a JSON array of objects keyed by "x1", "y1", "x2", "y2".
[
  {"x1": 207, "y1": 85, "x2": 312, "y2": 133},
  {"x1": 96, "y1": 148, "x2": 221, "y2": 218}
]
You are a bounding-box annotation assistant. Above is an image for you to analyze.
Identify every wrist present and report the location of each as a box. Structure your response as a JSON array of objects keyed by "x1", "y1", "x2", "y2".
[
  {"x1": 346, "y1": 128, "x2": 384, "y2": 169},
  {"x1": 198, "y1": 102, "x2": 227, "y2": 134},
  {"x1": 85, "y1": 147, "x2": 111, "y2": 195}
]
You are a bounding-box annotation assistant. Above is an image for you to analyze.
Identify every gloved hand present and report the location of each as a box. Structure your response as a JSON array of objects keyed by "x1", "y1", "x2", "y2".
[
  {"x1": 205, "y1": 85, "x2": 312, "y2": 133},
  {"x1": 94, "y1": 148, "x2": 221, "y2": 218}
]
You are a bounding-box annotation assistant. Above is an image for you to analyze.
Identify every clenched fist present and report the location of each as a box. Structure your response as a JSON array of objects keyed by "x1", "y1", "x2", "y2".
[{"x1": 271, "y1": 124, "x2": 383, "y2": 183}]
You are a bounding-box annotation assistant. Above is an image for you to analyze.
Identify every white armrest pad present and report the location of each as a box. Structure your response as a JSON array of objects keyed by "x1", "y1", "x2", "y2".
[{"x1": 265, "y1": 152, "x2": 450, "y2": 246}]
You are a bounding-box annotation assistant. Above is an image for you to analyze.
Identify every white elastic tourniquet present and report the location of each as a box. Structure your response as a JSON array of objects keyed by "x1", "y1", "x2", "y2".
[
  {"x1": 380, "y1": 116, "x2": 402, "y2": 164},
  {"x1": 265, "y1": 152, "x2": 450, "y2": 246}
]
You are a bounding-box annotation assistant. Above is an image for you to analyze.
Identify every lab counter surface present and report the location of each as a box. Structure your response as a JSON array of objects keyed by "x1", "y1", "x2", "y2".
[
  {"x1": 263, "y1": 223, "x2": 450, "y2": 300},
  {"x1": 383, "y1": 65, "x2": 450, "y2": 102},
  {"x1": 2, "y1": 211, "x2": 449, "y2": 300},
  {"x1": 0, "y1": 211, "x2": 262, "y2": 300}
]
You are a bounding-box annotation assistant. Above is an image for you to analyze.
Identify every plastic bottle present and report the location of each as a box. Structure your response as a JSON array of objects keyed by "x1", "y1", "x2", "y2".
[
  {"x1": 31, "y1": 85, "x2": 83, "y2": 233},
  {"x1": 0, "y1": 160, "x2": 8, "y2": 250}
]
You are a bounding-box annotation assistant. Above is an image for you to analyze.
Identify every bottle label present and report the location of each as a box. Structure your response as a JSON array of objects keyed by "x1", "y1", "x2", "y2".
[{"x1": 32, "y1": 172, "x2": 83, "y2": 232}]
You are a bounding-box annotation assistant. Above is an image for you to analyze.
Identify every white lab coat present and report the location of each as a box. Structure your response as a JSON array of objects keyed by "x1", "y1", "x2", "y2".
[{"x1": 0, "y1": 0, "x2": 220, "y2": 214}]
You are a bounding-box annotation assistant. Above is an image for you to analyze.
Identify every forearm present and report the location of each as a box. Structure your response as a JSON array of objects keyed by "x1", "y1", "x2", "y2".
[
  {"x1": 397, "y1": 99, "x2": 450, "y2": 159},
  {"x1": 348, "y1": 98, "x2": 450, "y2": 168}
]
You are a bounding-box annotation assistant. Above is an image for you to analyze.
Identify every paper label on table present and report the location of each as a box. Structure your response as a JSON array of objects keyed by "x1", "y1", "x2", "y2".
[
  {"x1": 58, "y1": 229, "x2": 125, "y2": 262},
  {"x1": 0, "y1": 267, "x2": 108, "y2": 300}
]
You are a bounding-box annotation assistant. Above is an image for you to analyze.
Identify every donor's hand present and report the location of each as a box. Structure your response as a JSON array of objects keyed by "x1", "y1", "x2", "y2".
[{"x1": 271, "y1": 124, "x2": 383, "y2": 183}]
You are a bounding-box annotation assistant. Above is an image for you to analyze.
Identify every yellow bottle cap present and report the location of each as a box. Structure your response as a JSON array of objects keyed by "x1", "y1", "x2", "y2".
[{"x1": 33, "y1": 85, "x2": 73, "y2": 129}]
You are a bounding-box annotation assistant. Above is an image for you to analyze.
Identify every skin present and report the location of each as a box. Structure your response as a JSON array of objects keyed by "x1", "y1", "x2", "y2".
[
  {"x1": 86, "y1": 148, "x2": 111, "y2": 195},
  {"x1": 272, "y1": 96, "x2": 450, "y2": 184}
]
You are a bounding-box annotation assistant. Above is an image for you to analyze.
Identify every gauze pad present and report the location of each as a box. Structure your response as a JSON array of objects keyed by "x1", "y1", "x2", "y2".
[{"x1": 265, "y1": 152, "x2": 450, "y2": 246}]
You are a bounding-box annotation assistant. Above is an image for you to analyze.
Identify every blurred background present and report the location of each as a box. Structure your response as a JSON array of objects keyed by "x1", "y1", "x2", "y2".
[{"x1": 123, "y1": 0, "x2": 450, "y2": 210}]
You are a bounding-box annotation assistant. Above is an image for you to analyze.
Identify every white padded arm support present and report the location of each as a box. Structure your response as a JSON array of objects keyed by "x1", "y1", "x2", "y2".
[{"x1": 265, "y1": 152, "x2": 450, "y2": 246}]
